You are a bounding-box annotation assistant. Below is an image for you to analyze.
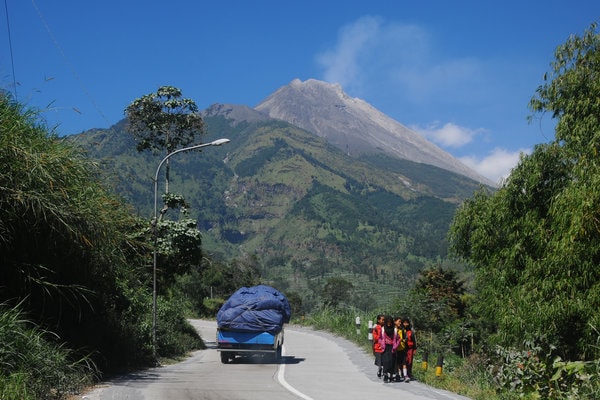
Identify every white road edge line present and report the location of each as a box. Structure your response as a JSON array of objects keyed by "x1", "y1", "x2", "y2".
[{"x1": 277, "y1": 345, "x2": 315, "y2": 400}]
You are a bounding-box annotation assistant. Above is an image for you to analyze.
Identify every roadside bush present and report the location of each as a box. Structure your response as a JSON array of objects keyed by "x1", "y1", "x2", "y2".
[
  {"x1": 156, "y1": 296, "x2": 205, "y2": 357},
  {"x1": 0, "y1": 303, "x2": 95, "y2": 400},
  {"x1": 451, "y1": 353, "x2": 496, "y2": 397},
  {"x1": 491, "y1": 337, "x2": 600, "y2": 399},
  {"x1": 0, "y1": 90, "x2": 209, "y2": 396}
]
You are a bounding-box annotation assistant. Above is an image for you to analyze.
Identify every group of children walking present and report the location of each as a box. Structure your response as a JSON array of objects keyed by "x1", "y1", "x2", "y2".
[{"x1": 372, "y1": 314, "x2": 417, "y2": 383}]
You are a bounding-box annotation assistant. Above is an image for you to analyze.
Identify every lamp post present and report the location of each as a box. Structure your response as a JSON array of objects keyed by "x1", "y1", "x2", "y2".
[{"x1": 152, "y1": 138, "x2": 230, "y2": 359}]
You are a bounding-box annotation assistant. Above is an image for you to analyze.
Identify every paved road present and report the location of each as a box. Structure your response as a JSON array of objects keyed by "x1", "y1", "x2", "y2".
[{"x1": 79, "y1": 319, "x2": 471, "y2": 400}]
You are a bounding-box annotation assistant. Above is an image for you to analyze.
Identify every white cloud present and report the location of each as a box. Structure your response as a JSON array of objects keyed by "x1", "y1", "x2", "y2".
[
  {"x1": 315, "y1": 16, "x2": 483, "y2": 103},
  {"x1": 412, "y1": 122, "x2": 530, "y2": 183},
  {"x1": 459, "y1": 147, "x2": 531, "y2": 185},
  {"x1": 315, "y1": 16, "x2": 430, "y2": 95},
  {"x1": 412, "y1": 122, "x2": 483, "y2": 148},
  {"x1": 315, "y1": 16, "x2": 382, "y2": 88}
]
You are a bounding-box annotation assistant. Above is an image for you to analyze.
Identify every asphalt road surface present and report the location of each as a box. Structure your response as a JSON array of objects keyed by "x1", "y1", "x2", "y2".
[{"x1": 79, "y1": 319, "x2": 472, "y2": 400}]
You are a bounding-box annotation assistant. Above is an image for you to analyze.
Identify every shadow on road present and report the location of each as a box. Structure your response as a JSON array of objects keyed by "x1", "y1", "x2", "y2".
[
  {"x1": 108, "y1": 370, "x2": 162, "y2": 385},
  {"x1": 281, "y1": 355, "x2": 305, "y2": 364},
  {"x1": 223, "y1": 354, "x2": 305, "y2": 365}
]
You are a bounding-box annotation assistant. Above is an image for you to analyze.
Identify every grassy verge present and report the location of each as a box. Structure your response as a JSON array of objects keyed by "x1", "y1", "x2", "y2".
[
  {"x1": 411, "y1": 353, "x2": 496, "y2": 400},
  {"x1": 0, "y1": 298, "x2": 205, "y2": 400},
  {"x1": 0, "y1": 303, "x2": 96, "y2": 400}
]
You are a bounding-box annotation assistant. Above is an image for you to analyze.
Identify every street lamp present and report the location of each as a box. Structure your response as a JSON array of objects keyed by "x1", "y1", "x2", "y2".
[{"x1": 152, "y1": 138, "x2": 230, "y2": 359}]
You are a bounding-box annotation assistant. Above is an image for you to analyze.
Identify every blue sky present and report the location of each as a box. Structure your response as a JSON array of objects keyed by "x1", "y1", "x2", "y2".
[{"x1": 1, "y1": 1, "x2": 598, "y2": 183}]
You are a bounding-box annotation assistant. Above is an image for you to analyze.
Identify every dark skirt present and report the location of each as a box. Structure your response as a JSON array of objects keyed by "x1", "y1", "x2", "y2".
[{"x1": 381, "y1": 344, "x2": 395, "y2": 374}]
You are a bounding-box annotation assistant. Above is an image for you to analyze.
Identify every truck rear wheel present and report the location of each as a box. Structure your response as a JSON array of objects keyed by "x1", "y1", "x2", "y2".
[{"x1": 220, "y1": 352, "x2": 231, "y2": 364}]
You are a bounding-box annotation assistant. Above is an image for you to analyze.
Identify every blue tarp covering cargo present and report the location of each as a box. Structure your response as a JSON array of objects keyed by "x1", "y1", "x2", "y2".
[{"x1": 217, "y1": 285, "x2": 291, "y2": 333}]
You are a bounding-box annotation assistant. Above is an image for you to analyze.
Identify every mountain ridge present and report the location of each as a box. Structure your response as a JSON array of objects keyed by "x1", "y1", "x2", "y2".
[{"x1": 254, "y1": 78, "x2": 495, "y2": 186}]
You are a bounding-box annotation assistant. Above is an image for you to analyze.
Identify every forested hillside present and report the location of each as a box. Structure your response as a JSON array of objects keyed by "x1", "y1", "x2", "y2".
[{"x1": 70, "y1": 110, "x2": 485, "y2": 311}]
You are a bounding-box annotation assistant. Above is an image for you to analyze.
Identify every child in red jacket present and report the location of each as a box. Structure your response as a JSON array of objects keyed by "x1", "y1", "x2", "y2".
[
  {"x1": 402, "y1": 317, "x2": 417, "y2": 382},
  {"x1": 372, "y1": 314, "x2": 385, "y2": 378}
]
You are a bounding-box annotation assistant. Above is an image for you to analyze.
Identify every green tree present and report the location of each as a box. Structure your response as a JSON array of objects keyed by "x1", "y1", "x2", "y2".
[
  {"x1": 322, "y1": 277, "x2": 354, "y2": 308},
  {"x1": 449, "y1": 22, "x2": 600, "y2": 361},
  {"x1": 124, "y1": 86, "x2": 208, "y2": 303},
  {"x1": 174, "y1": 254, "x2": 261, "y2": 316},
  {"x1": 124, "y1": 85, "x2": 205, "y2": 195},
  {"x1": 132, "y1": 216, "x2": 203, "y2": 289},
  {"x1": 412, "y1": 265, "x2": 467, "y2": 332},
  {"x1": 200, "y1": 255, "x2": 262, "y2": 299}
]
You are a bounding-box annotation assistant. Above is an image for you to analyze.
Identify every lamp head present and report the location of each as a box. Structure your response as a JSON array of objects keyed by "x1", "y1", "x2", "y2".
[{"x1": 211, "y1": 138, "x2": 230, "y2": 146}]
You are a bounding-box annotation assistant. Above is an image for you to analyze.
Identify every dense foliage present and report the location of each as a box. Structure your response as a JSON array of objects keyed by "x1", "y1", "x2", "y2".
[
  {"x1": 450, "y1": 22, "x2": 600, "y2": 362},
  {"x1": 0, "y1": 92, "x2": 204, "y2": 398},
  {"x1": 0, "y1": 92, "x2": 149, "y2": 366},
  {"x1": 125, "y1": 85, "x2": 205, "y2": 197},
  {"x1": 124, "y1": 86, "x2": 204, "y2": 155},
  {"x1": 448, "y1": 22, "x2": 600, "y2": 399}
]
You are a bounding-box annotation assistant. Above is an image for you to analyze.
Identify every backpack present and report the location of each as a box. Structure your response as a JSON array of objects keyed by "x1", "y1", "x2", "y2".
[
  {"x1": 395, "y1": 327, "x2": 407, "y2": 351},
  {"x1": 406, "y1": 328, "x2": 416, "y2": 349}
]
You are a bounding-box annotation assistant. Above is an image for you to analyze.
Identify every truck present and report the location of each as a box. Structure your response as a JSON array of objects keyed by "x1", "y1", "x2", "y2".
[{"x1": 216, "y1": 285, "x2": 291, "y2": 364}]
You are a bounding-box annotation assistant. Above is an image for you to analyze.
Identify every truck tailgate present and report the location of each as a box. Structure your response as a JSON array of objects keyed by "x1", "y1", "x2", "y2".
[{"x1": 217, "y1": 330, "x2": 276, "y2": 346}]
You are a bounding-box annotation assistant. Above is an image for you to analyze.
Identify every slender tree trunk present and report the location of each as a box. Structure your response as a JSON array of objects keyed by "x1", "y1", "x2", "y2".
[{"x1": 165, "y1": 159, "x2": 170, "y2": 194}]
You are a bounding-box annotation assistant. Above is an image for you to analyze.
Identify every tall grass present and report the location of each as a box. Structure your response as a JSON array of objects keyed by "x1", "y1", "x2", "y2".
[
  {"x1": 414, "y1": 353, "x2": 497, "y2": 400},
  {"x1": 0, "y1": 303, "x2": 96, "y2": 400}
]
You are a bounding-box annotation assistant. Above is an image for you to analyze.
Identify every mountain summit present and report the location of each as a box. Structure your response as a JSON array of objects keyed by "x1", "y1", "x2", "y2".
[{"x1": 255, "y1": 78, "x2": 494, "y2": 186}]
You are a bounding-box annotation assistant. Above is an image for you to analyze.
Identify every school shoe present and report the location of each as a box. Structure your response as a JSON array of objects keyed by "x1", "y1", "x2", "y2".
[
  {"x1": 394, "y1": 375, "x2": 403, "y2": 382},
  {"x1": 377, "y1": 368, "x2": 382, "y2": 378},
  {"x1": 404, "y1": 376, "x2": 410, "y2": 383}
]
